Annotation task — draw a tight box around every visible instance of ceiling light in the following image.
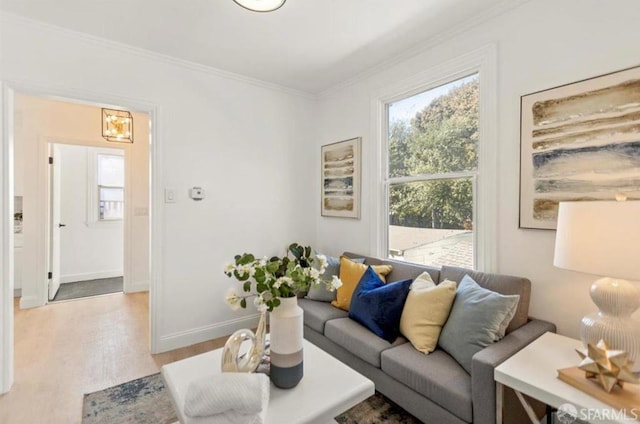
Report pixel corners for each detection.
[102,108,134,143]
[232,0,286,12]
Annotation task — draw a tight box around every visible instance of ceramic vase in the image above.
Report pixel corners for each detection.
[221,310,266,373]
[269,296,304,388]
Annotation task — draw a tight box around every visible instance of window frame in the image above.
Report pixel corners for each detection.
[371,44,497,272]
[86,147,125,227]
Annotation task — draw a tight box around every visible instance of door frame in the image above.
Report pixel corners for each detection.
[0,80,164,394]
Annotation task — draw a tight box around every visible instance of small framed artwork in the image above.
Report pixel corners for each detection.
[321,137,361,219]
[520,65,640,230]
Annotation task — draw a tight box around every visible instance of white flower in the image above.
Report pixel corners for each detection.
[276,276,294,288]
[258,257,267,267]
[329,275,343,291]
[309,268,320,280]
[273,276,292,289]
[316,255,327,273]
[225,289,242,311]
[236,264,256,278]
[253,295,267,312]
[224,262,235,274]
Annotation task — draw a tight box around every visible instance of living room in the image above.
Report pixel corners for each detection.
[1,0,639,422]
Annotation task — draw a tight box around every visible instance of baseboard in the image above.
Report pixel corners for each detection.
[13,288,21,298]
[19,295,42,309]
[156,314,260,354]
[125,280,149,293]
[61,270,123,284]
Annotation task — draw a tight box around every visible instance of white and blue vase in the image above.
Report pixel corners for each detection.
[269,296,304,389]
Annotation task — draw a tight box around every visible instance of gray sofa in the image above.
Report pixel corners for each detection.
[298,252,556,424]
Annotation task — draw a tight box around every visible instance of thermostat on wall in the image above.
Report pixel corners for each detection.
[189,187,204,201]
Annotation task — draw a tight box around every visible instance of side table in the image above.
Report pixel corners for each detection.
[494,332,638,424]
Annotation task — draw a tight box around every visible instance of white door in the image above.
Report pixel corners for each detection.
[48,144,62,300]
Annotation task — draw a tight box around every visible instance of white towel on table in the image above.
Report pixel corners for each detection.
[184,373,269,424]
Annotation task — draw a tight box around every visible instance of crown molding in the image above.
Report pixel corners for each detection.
[318,0,531,99]
[0,12,316,100]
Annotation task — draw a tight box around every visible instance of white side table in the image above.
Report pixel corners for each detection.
[494,332,638,424]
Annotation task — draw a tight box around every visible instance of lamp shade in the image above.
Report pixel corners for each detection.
[553,200,640,281]
[232,0,286,12]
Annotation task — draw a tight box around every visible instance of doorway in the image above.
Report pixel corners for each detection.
[1,84,161,394]
[48,144,126,302]
[10,92,151,309]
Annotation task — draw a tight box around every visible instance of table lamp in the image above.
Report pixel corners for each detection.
[553,200,640,370]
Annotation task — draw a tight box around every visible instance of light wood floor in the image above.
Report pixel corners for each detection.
[0,292,226,424]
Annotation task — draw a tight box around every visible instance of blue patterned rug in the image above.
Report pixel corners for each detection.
[83,373,421,424]
[83,373,177,424]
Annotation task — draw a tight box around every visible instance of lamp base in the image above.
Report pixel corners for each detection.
[580,277,640,371]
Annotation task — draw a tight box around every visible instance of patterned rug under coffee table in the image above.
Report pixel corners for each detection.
[82,373,421,424]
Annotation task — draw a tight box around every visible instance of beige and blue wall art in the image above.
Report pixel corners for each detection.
[520,65,640,230]
[321,137,361,219]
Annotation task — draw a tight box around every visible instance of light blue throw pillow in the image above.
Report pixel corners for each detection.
[438,275,520,374]
[306,256,365,302]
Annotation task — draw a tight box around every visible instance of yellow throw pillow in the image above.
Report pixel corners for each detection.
[332,257,392,311]
[400,279,457,354]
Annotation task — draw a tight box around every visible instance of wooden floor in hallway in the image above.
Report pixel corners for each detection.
[0,292,225,424]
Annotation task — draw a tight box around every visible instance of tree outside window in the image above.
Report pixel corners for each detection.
[387,74,478,268]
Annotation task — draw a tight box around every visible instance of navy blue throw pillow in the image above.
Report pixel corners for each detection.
[348,266,412,343]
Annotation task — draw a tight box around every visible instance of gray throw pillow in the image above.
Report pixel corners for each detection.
[306,256,364,302]
[438,275,520,374]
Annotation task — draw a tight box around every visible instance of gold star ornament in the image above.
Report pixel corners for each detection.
[575,339,640,393]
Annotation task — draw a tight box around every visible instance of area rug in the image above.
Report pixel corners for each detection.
[52,277,123,302]
[83,373,177,424]
[83,373,422,424]
[335,393,422,424]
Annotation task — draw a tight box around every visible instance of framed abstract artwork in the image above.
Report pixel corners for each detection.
[321,137,361,219]
[519,65,640,230]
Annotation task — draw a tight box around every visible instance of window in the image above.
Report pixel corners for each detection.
[86,147,125,226]
[97,154,124,220]
[386,74,479,269]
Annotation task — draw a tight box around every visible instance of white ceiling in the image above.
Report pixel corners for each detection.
[0,0,514,93]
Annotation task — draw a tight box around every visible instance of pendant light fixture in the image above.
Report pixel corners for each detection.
[232,0,286,12]
[102,108,134,143]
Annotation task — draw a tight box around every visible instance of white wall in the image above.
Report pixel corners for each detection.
[314,0,640,339]
[58,144,123,283]
[0,12,316,352]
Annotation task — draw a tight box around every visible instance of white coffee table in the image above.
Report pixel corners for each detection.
[161,339,375,424]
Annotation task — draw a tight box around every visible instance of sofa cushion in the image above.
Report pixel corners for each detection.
[400,279,457,354]
[440,265,530,333]
[324,318,406,368]
[298,298,348,334]
[348,266,412,343]
[306,256,365,302]
[332,257,392,311]
[381,344,472,423]
[438,275,520,373]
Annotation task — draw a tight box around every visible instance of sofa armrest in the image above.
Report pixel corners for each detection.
[470,319,556,424]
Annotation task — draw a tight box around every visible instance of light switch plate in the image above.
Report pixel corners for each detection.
[164,188,176,203]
